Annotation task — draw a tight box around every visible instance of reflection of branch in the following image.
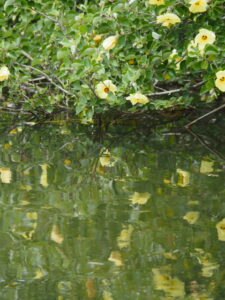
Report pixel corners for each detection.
[186,127,225,161]
[185,103,225,128]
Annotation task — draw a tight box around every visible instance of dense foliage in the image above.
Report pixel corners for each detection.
[0,0,225,121]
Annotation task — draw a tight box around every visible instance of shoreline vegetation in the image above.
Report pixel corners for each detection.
[0,0,225,126]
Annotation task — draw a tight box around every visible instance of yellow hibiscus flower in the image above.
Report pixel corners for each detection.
[102,36,118,50]
[156,13,181,27]
[95,80,117,99]
[215,71,225,92]
[194,29,215,50]
[0,66,10,81]
[149,0,165,5]
[189,0,208,13]
[93,34,103,43]
[126,92,149,105]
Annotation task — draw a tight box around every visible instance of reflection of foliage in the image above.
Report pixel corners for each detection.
[0,123,224,298]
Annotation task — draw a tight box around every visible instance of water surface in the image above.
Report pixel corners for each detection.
[0,122,224,299]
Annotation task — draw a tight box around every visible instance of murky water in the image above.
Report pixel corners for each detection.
[0,122,224,299]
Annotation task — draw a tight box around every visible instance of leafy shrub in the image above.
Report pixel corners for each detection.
[0,0,225,121]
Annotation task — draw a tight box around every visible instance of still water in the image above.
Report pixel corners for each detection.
[0,122,224,300]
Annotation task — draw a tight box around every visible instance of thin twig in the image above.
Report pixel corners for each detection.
[15,63,74,96]
[147,88,182,97]
[185,103,225,128]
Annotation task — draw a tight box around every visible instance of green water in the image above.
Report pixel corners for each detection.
[0,122,225,300]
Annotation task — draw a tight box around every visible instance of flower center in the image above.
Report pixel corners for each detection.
[195,1,200,5]
[220,225,225,230]
[201,35,208,40]
[104,87,109,92]
[220,77,225,82]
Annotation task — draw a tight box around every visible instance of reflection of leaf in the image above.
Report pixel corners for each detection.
[129,192,150,205]
[51,224,64,244]
[0,167,12,184]
[216,218,225,241]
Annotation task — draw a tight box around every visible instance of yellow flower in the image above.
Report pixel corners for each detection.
[129,192,150,205]
[96,80,117,99]
[102,36,118,50]
[149,0,165,5]
[126,92,149,105]
[0,66,10,81]
[183,211,200,224]
[156,13,181,27]
[194,29,215,50]
[168,49,182,70]
[215,70,225,92]
[216,218,225,241]
[189,0,208,13]
[93,34,103,43]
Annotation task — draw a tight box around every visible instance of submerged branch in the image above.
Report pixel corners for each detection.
[185,103,225,128]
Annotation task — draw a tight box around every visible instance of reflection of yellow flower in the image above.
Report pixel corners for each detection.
[40,164,49,187]
[99,149,114,167]
[153,268,185,298]
[103,290,113,300]
[130,192,150,205]
[96,80,117,99]
[200,160,214,174]
[195,248,219,277]
[126,92,149,105]
[216,218,225,241]
[51,224,64,244]
[149,0,165,5]
[117,225,133,249]
[102,36,118,50]
[156,13,181,27]
[0,167,12,184]
[189,0,208,13]
[0,66,10,81]
[194,29,215,51]
[183,211,199,224]
[108,251,123,266]
[215,71,225,92]
[176,168,190,187]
